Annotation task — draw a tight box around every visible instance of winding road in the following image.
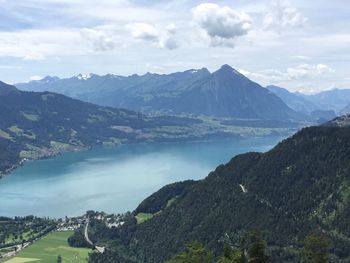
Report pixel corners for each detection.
[84,219,105,254]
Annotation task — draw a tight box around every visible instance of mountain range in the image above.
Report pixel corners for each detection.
[266,85,350,118]
[302,88,350,112]
[85,115,350,262]
[17,65,301,121]
[17,65,350,123]
[266,85,319,114]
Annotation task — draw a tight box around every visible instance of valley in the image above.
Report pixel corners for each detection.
[0,81,301,178]
[82,116,350,262]
[2,117,350,262]
[1,69,349,262]
[1,0,350,262]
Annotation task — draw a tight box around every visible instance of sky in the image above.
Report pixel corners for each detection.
[0,0,349,93]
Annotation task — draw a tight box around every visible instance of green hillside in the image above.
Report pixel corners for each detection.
[86,119,350,262]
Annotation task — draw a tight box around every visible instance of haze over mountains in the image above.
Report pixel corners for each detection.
[266,85,350,119]
[341,104,350,115]
[17,65,349,123]
[17,65,300,121]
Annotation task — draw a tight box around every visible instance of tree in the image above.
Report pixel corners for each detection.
[166,241,213,263]
[57,255,62,263]
[247,230,269,263]
[301,232,331,263]
[217,242,244,263]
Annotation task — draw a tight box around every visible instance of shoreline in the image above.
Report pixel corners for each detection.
[0,145,87,179]
[0,130,293,180]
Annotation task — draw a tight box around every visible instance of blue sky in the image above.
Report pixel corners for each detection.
[0,0,349,93]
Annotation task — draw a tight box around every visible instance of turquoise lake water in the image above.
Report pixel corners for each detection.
[0,137,283,218]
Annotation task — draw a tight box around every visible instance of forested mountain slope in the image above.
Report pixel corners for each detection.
[88,116,350,262]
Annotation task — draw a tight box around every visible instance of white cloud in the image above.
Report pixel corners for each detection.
[286,64,335,79]
[0,25,127,60]
[0,65,22,69]
[0,29,80,60]
[0,28,109,60]
[293,55,311,61]
[127,22,178,49]
[263,0,308,31]
[29,75,43,81]
[239,63,335,85]
[0,0,348,92]
[80,25,121,52]
[128,23,159,41]
[192,3,252,47]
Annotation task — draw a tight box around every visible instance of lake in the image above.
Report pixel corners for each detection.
[0,137,283,218]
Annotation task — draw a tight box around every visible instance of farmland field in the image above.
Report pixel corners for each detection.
[5,231,91,263]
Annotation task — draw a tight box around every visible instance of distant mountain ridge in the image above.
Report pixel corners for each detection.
[340,104,350,115]
[17,65,301,121]
[266,85,318,113]
[267,85,350,117]
[304,88,350,112]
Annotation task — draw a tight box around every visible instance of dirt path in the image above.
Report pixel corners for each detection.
[84,220,104,254]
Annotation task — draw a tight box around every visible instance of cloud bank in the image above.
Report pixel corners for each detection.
[192,3,252,47]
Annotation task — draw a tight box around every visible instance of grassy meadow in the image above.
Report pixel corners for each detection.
[5,231,91,263]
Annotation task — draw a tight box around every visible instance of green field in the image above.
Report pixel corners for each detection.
[5,231,91,263]
[135,213,154,224]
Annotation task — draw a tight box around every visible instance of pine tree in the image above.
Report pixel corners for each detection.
[247,230,269,263]
[301,232,331,263]
[217,242,243,263]
[166,241,213,263]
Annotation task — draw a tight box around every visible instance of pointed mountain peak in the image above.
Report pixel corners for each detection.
[215,64,241,76]
[220,64,234,70]
[213,64,245,80]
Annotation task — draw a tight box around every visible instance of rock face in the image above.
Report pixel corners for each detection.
[16,65,300,120]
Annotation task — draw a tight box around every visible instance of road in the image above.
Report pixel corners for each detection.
[84,220,93,246]
[84,219,105,254]
[1,242,30,259]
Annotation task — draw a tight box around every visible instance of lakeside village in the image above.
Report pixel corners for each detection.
[0,211,125,259]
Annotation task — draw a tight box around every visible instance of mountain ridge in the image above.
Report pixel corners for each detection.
[16,65,301,121]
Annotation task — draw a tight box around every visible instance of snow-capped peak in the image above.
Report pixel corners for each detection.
[76,73,92,80]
